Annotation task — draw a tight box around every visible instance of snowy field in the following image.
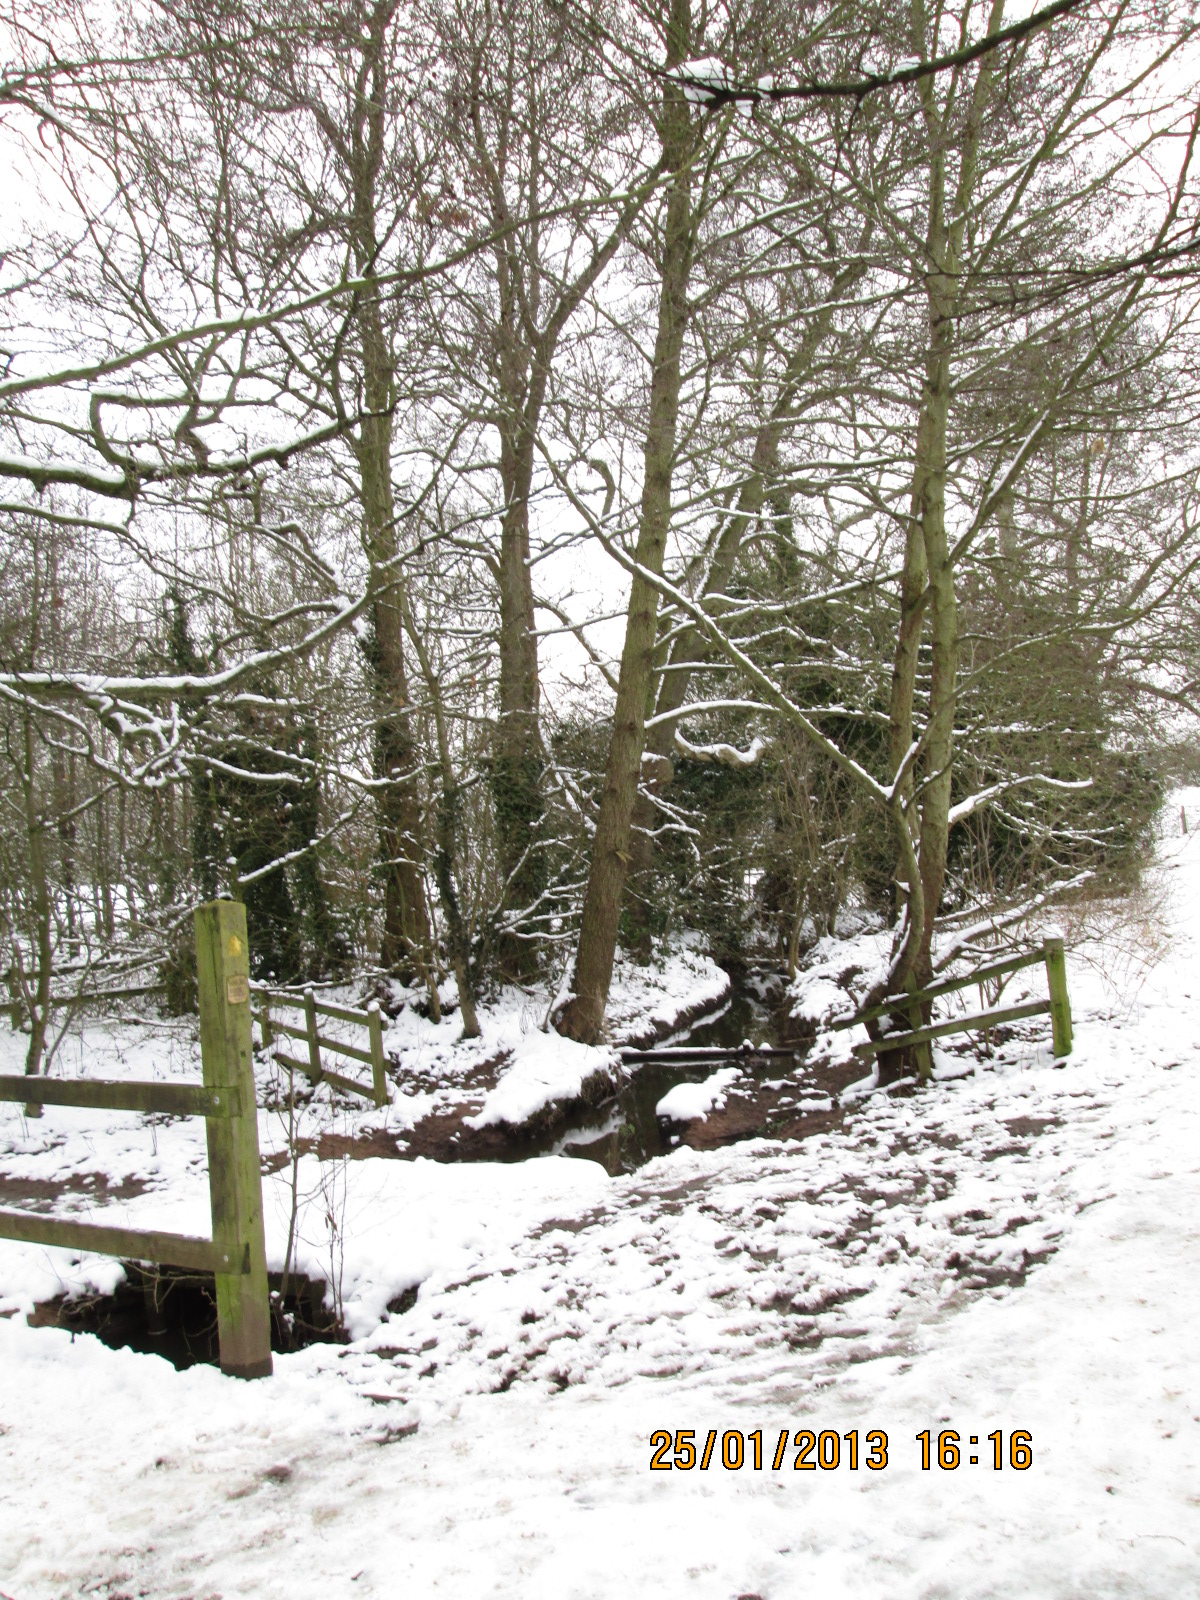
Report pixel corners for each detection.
[1,806,1199,1595]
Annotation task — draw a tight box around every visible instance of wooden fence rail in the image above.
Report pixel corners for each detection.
[0,900,273,1379]
[254,986,388,1108]
[0,982,167,1020]
[0,1076,237,1117]
[836,935,1073,1077]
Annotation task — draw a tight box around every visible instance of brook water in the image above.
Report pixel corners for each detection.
[26,977,856,1368]
[516,975,854,1176]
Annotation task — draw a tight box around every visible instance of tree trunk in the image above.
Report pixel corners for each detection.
[341,5,433,983]
[403,593,481,1037]
[885,0,1003,990]
[623,475,760,958]
[556,0,694,1043]
[21,707,52,1095]
[433,781,481,1039]
[481,101,659,979]
[623,283,856,954]
[913,327,955,985]
[95,782,115,940]
[493,402,546,979]
[880,486,930,991]
[362,415,433,980]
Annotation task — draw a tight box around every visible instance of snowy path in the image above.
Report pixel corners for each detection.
[2,824,1199,1595]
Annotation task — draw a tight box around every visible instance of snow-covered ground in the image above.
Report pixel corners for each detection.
[655,1064,740,1121]
[1,804,1199,1595]
[0,940,729,1326]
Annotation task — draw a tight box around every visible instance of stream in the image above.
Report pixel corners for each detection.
[517,976,857,1176]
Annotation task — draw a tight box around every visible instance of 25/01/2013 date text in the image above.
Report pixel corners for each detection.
[649,1429,1033,1472]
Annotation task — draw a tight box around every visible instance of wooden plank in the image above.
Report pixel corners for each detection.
[313,998,372,1026]
[253,988,372,1027]
[195,900,273,1379]
[271,1048,374,1103]
[0,1075,239,1118]
[0,1208,248,1274]
[620,1045,800,1061]
[304,989,322,1083]
[272,1011,382,1065]
[852,999,1052,1058]
[267,1017,311,1045]
[315,1032,374,1067]
[321,1065,374,1100]
[257,997,274,1052]
[831,948,1047,1031]
[273,1047,320,1079]
[250,984,289,1006]
[251,986,304,1016]
[0,983,167,1017]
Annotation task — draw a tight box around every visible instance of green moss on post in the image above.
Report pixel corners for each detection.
[1043,935,1073,1060]
[195,900,273,1378]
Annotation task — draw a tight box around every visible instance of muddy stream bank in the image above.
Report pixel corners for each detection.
[308,972,869,1176]
[18,973,875,1369]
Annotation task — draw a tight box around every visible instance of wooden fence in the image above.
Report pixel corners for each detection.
[0,900,273,1379]
[1,981,166,1022]
[255,987,388,1108]
[833,935,1073,1079]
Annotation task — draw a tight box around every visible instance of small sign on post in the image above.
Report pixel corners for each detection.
[195,900,273,1378]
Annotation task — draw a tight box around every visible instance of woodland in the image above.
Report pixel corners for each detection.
[2,0,1199,1069]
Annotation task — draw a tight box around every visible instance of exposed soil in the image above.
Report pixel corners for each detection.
[6,979,1050,1377]
[262,974,881,1175]
[261,973,1019,1179]
[28,1261,345,1370]
[671,1054,873,1152]
[0,1169,150,1208]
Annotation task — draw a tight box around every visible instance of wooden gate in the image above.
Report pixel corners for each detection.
[0,900,272,1378]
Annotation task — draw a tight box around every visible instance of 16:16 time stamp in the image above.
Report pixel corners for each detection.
[649,1428,1033,1472]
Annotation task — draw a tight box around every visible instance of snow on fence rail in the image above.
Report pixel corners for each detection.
[833,935,1073,1076]
[253,985,388,1108]
[0,900,273,1379]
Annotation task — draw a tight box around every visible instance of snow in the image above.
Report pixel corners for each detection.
[2,800,1200,1594]
[601,937,730,1046]
[655,1066,740,1121]
[786,910,891,1035]
[376,937,726,1131]
[464,1030,617,1130]
[666,56,740,104]
[278,1153,610,1340]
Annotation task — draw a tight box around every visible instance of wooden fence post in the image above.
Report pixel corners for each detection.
[194,900,273,1378]
[904,973,934,1081]
[304,988,322,1085]
[367,1001,387,1108]
[1043,935,1073,1060]
[258,994,274,1053]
